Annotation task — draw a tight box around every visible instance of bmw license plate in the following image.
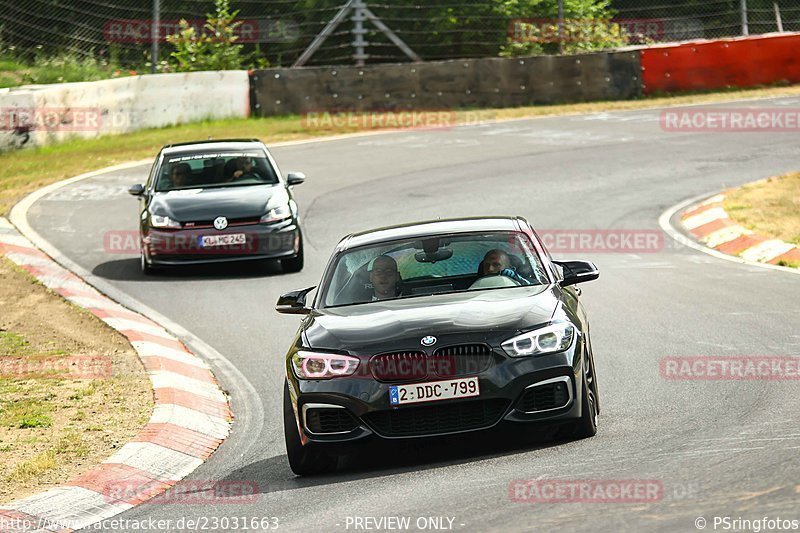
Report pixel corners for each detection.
[199,234,246,247]
[389,376,479,406]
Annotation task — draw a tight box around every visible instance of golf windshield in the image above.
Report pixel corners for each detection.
[322,232,549,308]
[156,151,279,192]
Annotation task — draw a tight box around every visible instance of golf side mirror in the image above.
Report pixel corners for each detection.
[128,183,145,197]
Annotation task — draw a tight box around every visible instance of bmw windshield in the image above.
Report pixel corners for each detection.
[321,232,550,308]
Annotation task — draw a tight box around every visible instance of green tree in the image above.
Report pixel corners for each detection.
[167,0,245,72]
[498,0,629,57]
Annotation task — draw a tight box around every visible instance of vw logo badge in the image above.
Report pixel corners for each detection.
[421,335,437,347]
[213,216,228,230]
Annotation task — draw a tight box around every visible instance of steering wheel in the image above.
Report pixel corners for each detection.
[469,273,522,290]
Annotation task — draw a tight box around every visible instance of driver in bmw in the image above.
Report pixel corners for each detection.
[369,255,400,300]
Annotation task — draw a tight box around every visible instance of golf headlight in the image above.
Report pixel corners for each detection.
[150,214,181,228]
[260,205,291,224]
[292,351,360,379]
[502,322,575,357]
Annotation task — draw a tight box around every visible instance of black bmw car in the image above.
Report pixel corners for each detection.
[128,139,305,274]
[278,217,601,475]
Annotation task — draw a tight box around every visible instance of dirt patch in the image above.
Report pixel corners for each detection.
[0,257,152,503]
[724,173,800,249]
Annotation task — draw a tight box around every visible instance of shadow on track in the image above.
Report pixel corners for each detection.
[220,425,577,498]
[92,258,284,282]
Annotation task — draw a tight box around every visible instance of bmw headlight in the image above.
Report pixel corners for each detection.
[150,214,181,228]
[291,350,360,380]
[502,322,575,357]
[260,204,291,224]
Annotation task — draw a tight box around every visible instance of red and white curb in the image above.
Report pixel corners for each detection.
[681,194,800,268]
[0,217,232,532]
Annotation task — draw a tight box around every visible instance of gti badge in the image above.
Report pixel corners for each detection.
[213,216,228,230]
[421,335,437,347]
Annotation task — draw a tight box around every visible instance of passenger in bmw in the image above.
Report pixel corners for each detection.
[369,255,400,300]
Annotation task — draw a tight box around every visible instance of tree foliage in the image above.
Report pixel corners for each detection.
[167,0,245,72]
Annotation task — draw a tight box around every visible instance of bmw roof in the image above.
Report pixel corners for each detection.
[339,216,528,251]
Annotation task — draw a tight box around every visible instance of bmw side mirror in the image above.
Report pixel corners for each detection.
[276,286,316,315]
[286,172,306,187]
[128,183,145,197]
[553,260,599,287]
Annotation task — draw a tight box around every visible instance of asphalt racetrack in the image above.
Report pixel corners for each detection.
[25,97,800,532]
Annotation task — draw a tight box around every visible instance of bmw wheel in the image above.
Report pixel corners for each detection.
[573,356,599,438]
[283,382,335,476]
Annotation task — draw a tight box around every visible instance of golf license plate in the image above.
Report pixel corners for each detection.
[199,233,246,247]
[389,376,479,406]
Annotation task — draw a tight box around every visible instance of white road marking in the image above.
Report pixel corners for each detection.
[149,404,229,439]
[740,240,796,263]
[682,207,728,230]
[104,442,203,481]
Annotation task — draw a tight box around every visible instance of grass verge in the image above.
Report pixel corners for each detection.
[0,258,152,503]
[724,172,800,252]
[4,83,800,215]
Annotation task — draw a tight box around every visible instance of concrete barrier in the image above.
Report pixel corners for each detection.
[0,71,250,150]
[250,51,642,116]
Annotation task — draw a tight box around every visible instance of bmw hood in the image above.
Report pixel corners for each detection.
[304,286,559,353]
[150,185,287,221]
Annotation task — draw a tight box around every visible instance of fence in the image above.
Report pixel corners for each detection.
[1,0,798,74]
